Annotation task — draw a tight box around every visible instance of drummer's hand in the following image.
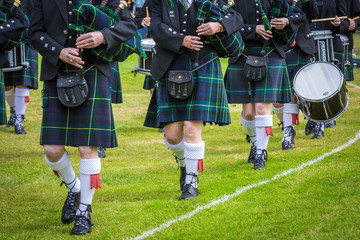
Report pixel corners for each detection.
[141,17,151,27]
[182,36,203,51]
[349,20,356,31]
[331,16,341,27]
[197,22,222,36]
[59,48,84,69]
[256,25,273,40]
[270,18,288,30]
[76,31,106,49]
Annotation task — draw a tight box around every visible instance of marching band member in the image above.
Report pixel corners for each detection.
[4,0,38,135]
[0,0,29,125]
[29,0,137,235]
[224,0,295,169]
[272,0,319,149]
[308,0,348,137]
[144,0,243,199]
[344,0,360,82]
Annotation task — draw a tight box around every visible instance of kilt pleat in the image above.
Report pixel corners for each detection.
[285,47,313,85]
[40,65,117,148]
[345,50,354,81]
[143,75,155,90]
[4,44,39,89]
[224,46,293,103]
[335,50,353,81]
[0,70,7,125]
[144,52,231,128]
[109,63,123,104]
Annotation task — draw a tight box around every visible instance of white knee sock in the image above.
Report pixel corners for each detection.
[255,115,273,154]
[184,141,205,188]
[45,151,80,192]
[78,157,101,213]
[163,135,185,167]
[14,88,29,116]
[272,104,283,123]
[241,113,256,145]
[283,103,299,128]
[5,87,15,108]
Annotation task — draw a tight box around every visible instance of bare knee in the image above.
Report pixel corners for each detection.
[184,121,202,143]
[44,145,65,162]
[78,146,98,159]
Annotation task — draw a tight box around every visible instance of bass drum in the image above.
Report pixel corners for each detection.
[293,62,349,122]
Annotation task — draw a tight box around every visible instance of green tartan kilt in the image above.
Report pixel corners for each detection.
[109,62,123,104]
[285,47,314,86]
[40,65,117,148]
[224,46,293,103]
[0,70,7,125]
[4,44,39,89]
[143,75,155,90]
[144,52,231,128]
[334,50,354,81]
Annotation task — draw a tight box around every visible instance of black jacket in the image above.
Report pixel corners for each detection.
[309,0,349,52]
[134,0,152,29]
[287,0,319,55]
[0,0,28,67]
[229,0,293,63]
[345,0,360,49]
[150,0,243,80]
[29,0,137,81]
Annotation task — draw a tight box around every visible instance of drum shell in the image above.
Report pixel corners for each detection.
[294,62,349,122]
[136,38,155,76]
[3,45,27,72]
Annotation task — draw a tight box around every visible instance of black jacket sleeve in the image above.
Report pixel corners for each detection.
[0,4,28,45]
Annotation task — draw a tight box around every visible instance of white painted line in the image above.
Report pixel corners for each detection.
[347,83,360,88]
[127,131,360,240]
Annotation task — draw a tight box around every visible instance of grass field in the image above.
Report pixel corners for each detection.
[1,37,360,239]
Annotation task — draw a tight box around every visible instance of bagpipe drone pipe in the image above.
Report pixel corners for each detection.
[0,0,29,51]
[195,0,244,58]
[257,0,298,47]
[69,0,145,63]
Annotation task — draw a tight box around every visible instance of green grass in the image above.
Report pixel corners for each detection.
[1,40,360,239]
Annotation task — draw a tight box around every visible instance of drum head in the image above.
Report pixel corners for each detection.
[141,38,155,48]
[294,62,343,101]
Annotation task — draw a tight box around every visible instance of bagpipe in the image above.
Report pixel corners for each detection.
[0,0,28,51]
[69,0,145,63]
[257,0,298,47]
[195,0,244,58]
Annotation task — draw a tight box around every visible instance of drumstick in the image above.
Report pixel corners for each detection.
[311,16,348,22]
[349,16,360,21]
[146,6,149,20]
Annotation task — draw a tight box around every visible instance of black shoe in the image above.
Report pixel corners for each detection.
[325,120,336,128]
[312,122,324,139]
[282,139,293,150]
[6,107,16,127]
[305,120,314,136]
[61,178,80,224]
[254,150,267,170]
[71,204,93,235]
[180,166,186,192]
[179,184,199,200]
[14,115,26,134]
[97,147,106,158]
[248,145,256,163]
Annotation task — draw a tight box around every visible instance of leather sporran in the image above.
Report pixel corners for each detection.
[57,72,89,107]
[168,70,194,100]
[244,55,267,82]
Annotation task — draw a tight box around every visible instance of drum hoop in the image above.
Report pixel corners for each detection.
[293,62,344,102]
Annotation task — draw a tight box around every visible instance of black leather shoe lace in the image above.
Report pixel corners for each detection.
[75,205,93,227]
[60,176,78,204]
